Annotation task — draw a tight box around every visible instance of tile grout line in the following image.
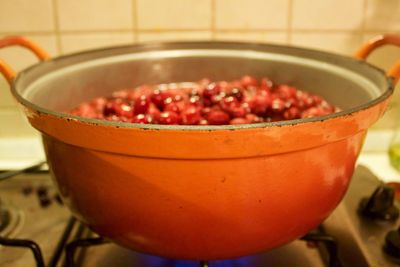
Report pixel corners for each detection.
[132,0,139,43]
[52,0,62,55]
[211,0,216,40]
[361,0,368,41]
[287,0,294,44]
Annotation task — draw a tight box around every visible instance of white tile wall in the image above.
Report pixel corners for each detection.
[137,0,212,29]
[61,33,134,54]
[138,31,212,42]
[0,0,54,32]
[291,32,363,55]
[215,31,288,44]
[292,0,364,30]
[215,0,289,30]
[1,0,400,135]
[57,0,133,30]
[365,0,400,31]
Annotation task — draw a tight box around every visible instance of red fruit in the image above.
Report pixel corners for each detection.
[207,110,230,125]
[112,89,135,99]
[229,87,244,101]
[73,103,97,118]
[250,94,272,115]
[301,107,329,118]
[211,93,226,104]
[189,95,202,106]
[203,83,221,99]
[70,77,337,125]
[147,104,161,121]
[230,118,249,125]
[159,111,179,125]
[241,75,258,88]
[277,85,297,99]
[115,101,134,118]
[199,119,209,125]
[164,101,185,114]
[150,89,171,109]
[230,106,247,118]
[132,114,153,124]
[181,107,201,125]
[103,98,122,116]
[271,98,286,113]
[134,95,150,115]
[90,97,108,112]
[245,114,263,123]
[285,97,298,109]
[260,77,273,90]
[298,92,315,108]
[283,107,301,120]
[220,96,240,111]
[201,107,212,117]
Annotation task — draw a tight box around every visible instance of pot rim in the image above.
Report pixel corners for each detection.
[12,41,394,131]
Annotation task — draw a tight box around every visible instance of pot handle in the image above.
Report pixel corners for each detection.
[0,36,50,86]
[354,34,400,85]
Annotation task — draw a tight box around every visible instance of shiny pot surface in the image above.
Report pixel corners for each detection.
[1,36,399,259]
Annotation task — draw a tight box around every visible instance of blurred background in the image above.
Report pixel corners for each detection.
[1,0,400,137]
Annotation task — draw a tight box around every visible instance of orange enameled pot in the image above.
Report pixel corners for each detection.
[1,35,400,260]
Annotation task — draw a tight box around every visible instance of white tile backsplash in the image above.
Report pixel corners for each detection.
[365,0,400,31]
[60,32,134,54]
[137,0,211,29]
[0,0,54,32]
[291,32,363,55]
[215,0,289,30]
[215,31,288,44]
[292,0,364,30]
[57,0,133,30]
[138,31,212,42]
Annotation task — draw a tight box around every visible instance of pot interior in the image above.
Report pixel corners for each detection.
[14,42,391,120]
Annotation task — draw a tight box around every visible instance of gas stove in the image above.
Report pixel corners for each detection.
[1,161,400,267]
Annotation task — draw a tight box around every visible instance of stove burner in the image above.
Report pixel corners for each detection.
[0,206,23,237]
[385,227,400,261]
[359,185,400,221]
[63,224,341,267]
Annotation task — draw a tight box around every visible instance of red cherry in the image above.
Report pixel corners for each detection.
[90,97,108,112]
[230,118,249,125]
[164,101,185,114]
[241,75,258,88]
[260,77,273,90]
[147,104,161,120]
[181,106,201,125]
[271,98,286,113]
[199,119,209,125]
[277,85,297,99]
[220,96,240,112]
[207,110,230,125]
[230,106,247,118]
[159,111,179,125]
[115,101,134,118]
[151,89,172,109]
[301,107,329,118]
[132,114,153,124]
[134,95,150,115]
[245,114,263,123]
[203,83,221,99]
[283,107,301,120]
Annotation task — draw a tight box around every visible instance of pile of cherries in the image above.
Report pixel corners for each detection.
[69,75,338,125]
